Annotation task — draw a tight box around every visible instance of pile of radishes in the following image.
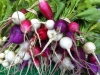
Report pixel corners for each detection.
[0,0,100,75]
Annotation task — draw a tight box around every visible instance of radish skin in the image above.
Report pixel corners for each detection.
[83,42,100,65]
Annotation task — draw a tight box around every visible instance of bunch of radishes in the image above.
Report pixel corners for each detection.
[0,0,100,75]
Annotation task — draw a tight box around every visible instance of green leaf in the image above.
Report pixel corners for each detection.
[53,0,65,20]
[75,7,100,22]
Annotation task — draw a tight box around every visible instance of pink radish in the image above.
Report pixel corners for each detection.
[20,20,32,33]
[39,0,53,19]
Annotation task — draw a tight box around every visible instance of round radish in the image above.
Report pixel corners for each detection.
[5,51,16,62]
[83,42,100,65]
[23,52,31,60]
[20,41,29,51]
[11,11,26,24]
[45,20,55,29]
[59,37,76,61]
[2,60,9,67]
[20,20,32,33]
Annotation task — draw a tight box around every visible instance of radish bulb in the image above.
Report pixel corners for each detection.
[23,52,31,60]
[11,11,26,24]
[45,20,55,30]
[14,56,23,64]
[0,59,3,64]
[0,53,5,58]
[20,41,29,51]
[59,37,76,61]
[5,51,16,62]
[2,60,9,67]
[31,19,41,47]
[35,29,63,56]
[83,42,100,65]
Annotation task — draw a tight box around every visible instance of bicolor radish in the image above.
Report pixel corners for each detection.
[39,0,54,19]
[83,42,100,65]
[35,29,63,56]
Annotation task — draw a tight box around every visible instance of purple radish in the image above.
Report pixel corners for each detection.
[54,19,68,33]
[1,25,24,53]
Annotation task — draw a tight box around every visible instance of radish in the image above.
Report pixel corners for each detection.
[83,42,100,65]
[14,56,23,64]
[11,11,26,24]
[23,52,31,61]
[31,19,41,47]
[45,20,55,30]
[59,57,75,70]
[20,20,32,33]
[0,53,5,59]
[68,22,79,33]
[19,41,29,51]
[37,28,48,40]
[59,37,77,61]
[39,0,53,19]
[5,50,16,62]
[20,8,28,14]
[35,29,63,56]
[32,46,41,56]
[2,60,9,67]
[0,59,3,64]
[52,54,62,63]
[54,19,68,33]
[1,25,24,53]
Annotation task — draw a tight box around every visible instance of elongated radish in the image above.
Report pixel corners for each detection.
[83,42,100,65]
[20,20,32,33]
[59,37,76,61]
[39,0,53,19]
[35,29,63,56]
[54,19,68,33]
[11,11,26,24]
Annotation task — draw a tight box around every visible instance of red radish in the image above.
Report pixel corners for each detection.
[68,22,80,33]
[87,54,97,64]
[33,57,40,67]
[39,0,53,19]
[20,20,32,33]
[41,24,48,31]
[20,8,27,14]
[11,11,26,24]
[37,28,48,40]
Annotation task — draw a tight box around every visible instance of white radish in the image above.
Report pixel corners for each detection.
[0,53,5,58]
[83,42,100,65]
[2,36,7,42]
[31,19,41,47]
[35,29,63,56]
[59,57,75,70]
[5,51,16,62]
[14,56,23,64]
[0,39,4,46]
[0,59,3,64]
[45,20,55,29]
[59,37,76,61]
[2,60,9,67]
[20,41,29,51]
[11,11,26,24]
[5,50,9,54]
[23,52,31,60]
[52,54,62,63]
